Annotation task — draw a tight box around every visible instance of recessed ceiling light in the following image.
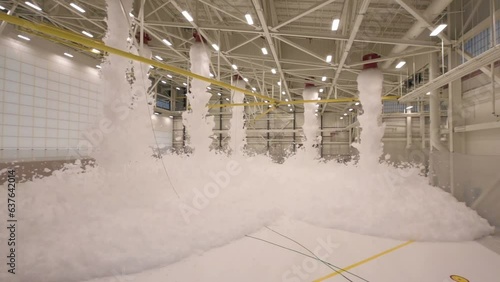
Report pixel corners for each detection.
[70,3,85,13]
[331,19,340,31]
[406,105,413,110]
[167,74,172,78]
[245,13,253,25]
[212,44,219,51]
[232,64,238,70]
[243,77,249,82]
[319,89,324,93]
[395,61,406,69]
[322,76,327,81]
[326,55,332,63]
[271,68,277,74]
[17,35,30,41]
[155,55,163,61]
[25,1,42,11]
[430,24,447,36]
[96,65,101,69]
[355,102,360,105]
[64,52,73,58]
[182,11,193,22]
[82,31,93,38]
[162,39,172,46]
[161,80,166,84]
[91,48,100,54]
[261,47,268,55]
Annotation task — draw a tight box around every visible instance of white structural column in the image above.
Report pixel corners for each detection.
[322,0,371,114]
[429,52,447,152]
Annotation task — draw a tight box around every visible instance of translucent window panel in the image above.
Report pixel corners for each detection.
[3,114,19,125]
[69,112,79,121]
[48,71,59,82]
[46,109,58,119]
[59,93,70,102]
[58,129,69,138]
[60,74,70,84]
[69,103,79,113]
[18,138,33,149]
[70,77,79,86]
[60,84,69,93]
[59,120,69,129]
[47,90,59,100]
[59,102,70,111]
[20,94,34,106]
[46,100,58,110]
[20,84,34,96]
[19,127,33,137]
[45,138,58,148]
[33,108,47,118]
[59,111,69,121]
[20,116,34,127]
[4,91,20,104]
[68,130,79,139]
[58,139,69,148]
[69,121,79,130]
[35,67,48,78]
[5,69,20,82]
[5,58,21,71]
[46,128,58,138]
[48,80,58,91]
[34,87,46,98]
[46,119,58,129]
[21,63,35,75]
[34,97,46,108]
[35,77,46,88]
[21,73,35,85]
[2,137,17,148]
[5,79,20,92]
[34,118,46,128]
[33,138,45,148]
[70,94,79,103]
[4,103,19,115]
[3,125,19,136]
[20,105,34,116]
[33,128,46,137]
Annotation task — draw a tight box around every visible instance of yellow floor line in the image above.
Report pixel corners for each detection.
[313,240,414,282]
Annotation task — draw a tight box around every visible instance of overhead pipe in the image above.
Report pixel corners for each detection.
[382,0,454,69]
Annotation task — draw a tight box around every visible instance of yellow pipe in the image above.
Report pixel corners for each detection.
[0,13,277,103]
[208,96,400,108]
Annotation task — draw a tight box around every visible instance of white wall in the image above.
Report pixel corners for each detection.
[0,26,102,161]
[151,114,173,149]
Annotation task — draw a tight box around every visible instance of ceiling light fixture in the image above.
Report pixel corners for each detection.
[64,52,73,58]
[261,47,268,55]
[169,116,173,118]
[155,55,163,61]
[154,112,160,115]
[289,108,293,112]
[430,24,447,36]
[331,19,340,31]
[426,92,431,95]
[162,39,172,46]
[232,64,238,70]
[70,3,85,13]
[17,35,30,41]
[326,55,332,63]
[176,87,181,90]
[209,73,214,77]
[183,82,187,86]
[207,86,211,90]
[348,108,353,111]
[319,89,324,93]
[282,91,285,94]
[355,102,360,105]
[322,76,327,81]
[0,5,6,10]
[182,11,193,22]
[226,98,230,101]
[217,93,221,96]
[406,105,413,110]
[25,1,42,11]
[340,117,344,119]
[82,31,93,38]
[129,12,134,17]
[277,81,281,86]
[167,74,172,78]
[245,13,253,25]
[395,61,406,69]
[243,77,249,82]
[344,113,347,116]
[161,80,166,84]
[252,87,256,91]
[212,44,219,51]
[271,68,277,74]
[91,48,100,54]
[96,65,101,69]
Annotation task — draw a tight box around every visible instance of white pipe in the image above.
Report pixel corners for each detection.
[382,0,453,69]
[406,113,412,148]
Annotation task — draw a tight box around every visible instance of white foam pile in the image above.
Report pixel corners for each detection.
[300,86,320,159]
[0,4,494,282]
